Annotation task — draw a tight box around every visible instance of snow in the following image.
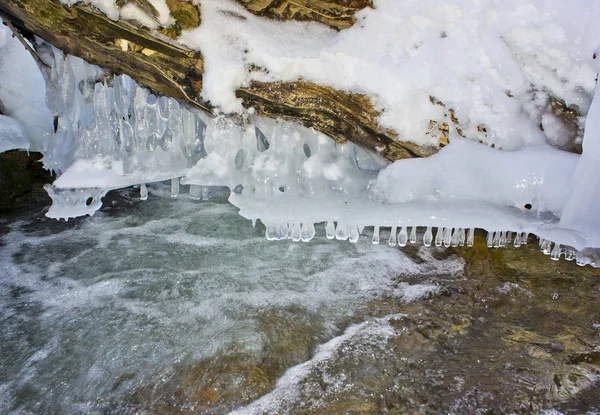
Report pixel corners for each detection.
[177,0,600,150]
[559,78,600,253]
[46,0,600,150]
[370,139,579,216]
[541,113,575,148]
[0,20,53,151]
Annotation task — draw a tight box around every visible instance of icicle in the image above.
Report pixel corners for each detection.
[575,250,586,266]
[409,226,417,244]
[423,226,433,247]
[458,228,465,246]
[140,183,148,200]
[326,221,336,240]
[290,223,301,242]
[443,227,452,248]
[255,126,270,152]
[514,232,522,248]
[493,232,500,248]
[564,247,576,261]
[540,239,551,255]
[389,226,398,247]
[506,231,512,243]
[372,226,380,245]
[435,227,443,247]
[486,231,493,248]
[451,228,460,247]
[349,226,360,244]
[544,241,552,255]
[522,233,529,245]
[398,227,408,247]
[499,231,507,248]
[550,243,561,260]
[171,178,179,198]
[467,228,474,247]
[119,118,135,157]
[276,223,289,240]
[160,128,173,151]
[189,184,202,200]
[265,224,277,241]
[300,222,316,242]
[335,222,350,241]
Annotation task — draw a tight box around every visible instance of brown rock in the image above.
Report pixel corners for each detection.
[236,0,373,30]
[166,0,201,30]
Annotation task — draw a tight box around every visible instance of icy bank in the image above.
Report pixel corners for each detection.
[1,1,600,265]
[26,49,599,266]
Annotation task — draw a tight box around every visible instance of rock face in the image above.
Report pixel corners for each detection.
[237,80,435,160]
[235,0,373,30]
[166,0,201,29]
[0,151,51,212]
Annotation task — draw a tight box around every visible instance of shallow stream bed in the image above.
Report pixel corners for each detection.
[0,186,599,414]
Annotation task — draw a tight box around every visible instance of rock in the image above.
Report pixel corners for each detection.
[235,0,373,31]
[541,96,583,154]
[0,151,52,212]
[166,0,201,30]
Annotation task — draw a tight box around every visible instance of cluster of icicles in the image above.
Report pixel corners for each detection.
[263,221,579,262]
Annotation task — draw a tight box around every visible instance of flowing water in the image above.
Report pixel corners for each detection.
[1,185,599,414]
[0,185,462,414]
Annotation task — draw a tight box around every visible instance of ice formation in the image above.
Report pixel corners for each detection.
[0,20,53,151]
[1,1,600,266]
[0,114,29,153]
[15,48,594,266]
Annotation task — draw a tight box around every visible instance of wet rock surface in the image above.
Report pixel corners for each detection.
[0,151,52,213]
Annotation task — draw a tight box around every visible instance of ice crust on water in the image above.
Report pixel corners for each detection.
[36,49,600,263]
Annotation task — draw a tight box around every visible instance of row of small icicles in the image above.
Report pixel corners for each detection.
[135,182,576,264]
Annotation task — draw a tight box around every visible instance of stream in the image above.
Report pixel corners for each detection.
[0,185,599,414]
